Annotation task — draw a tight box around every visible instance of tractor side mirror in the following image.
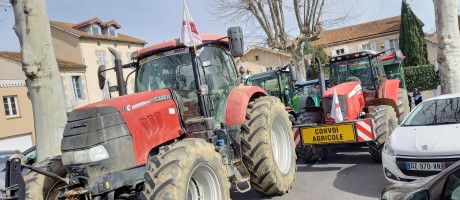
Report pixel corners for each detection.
[227,27,244,57]
[288,63,298,82]
[394,50,404,62]
[97,65,107,90]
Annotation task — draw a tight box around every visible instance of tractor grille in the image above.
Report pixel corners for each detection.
[61,106,136,178]
[323,95,348,119]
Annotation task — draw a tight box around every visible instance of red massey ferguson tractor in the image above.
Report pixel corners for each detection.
[2,28,296,200]
[294,50,409,162]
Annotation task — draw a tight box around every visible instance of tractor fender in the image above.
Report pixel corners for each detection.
[366,98,400,119]
[226,85,267,126]
[378,79,400,105]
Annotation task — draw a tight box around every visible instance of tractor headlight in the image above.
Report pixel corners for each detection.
[62,145,110,165]
[383,140,396,156]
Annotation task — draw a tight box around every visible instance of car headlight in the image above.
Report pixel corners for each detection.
[62,145,110,165]
[382,140,396,156]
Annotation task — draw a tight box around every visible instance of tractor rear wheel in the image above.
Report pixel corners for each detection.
[241,96,296,196]
[295,112,328,162]
[367,105,398,161]
[141,138,230,200]
[397,88,410,124]
[24,156,67,200]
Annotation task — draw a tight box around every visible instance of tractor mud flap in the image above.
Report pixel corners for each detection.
[0,158,25,200]
[293,118,375,145]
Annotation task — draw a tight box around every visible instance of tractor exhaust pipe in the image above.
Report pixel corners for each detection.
[108,47,128,96]
[315,57,326,97]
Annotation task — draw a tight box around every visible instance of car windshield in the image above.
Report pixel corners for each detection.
[403,97,460,126]
[330,57,374,88]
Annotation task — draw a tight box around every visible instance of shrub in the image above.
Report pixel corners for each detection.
[404,64,439,91]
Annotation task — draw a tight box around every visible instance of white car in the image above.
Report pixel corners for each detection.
[382,93,460,183]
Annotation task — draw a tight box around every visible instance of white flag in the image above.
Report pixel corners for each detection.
[331,88,343,123]
[180,0,202,47]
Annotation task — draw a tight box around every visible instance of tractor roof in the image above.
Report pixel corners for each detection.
[329,51,376,63]
[137,33,228,59]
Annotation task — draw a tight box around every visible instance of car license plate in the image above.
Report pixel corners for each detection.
[405,162,446,171]
[301,123,355,144]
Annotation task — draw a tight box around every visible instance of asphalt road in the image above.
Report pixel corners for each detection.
[230,144,390,200]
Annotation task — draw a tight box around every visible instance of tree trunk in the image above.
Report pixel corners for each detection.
[433,0,460,94]
[289,49,306,82]
[11,0,67,161]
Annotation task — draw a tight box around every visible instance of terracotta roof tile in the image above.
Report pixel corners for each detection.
[50,19,146,44]
[0,51,87,69]
[103,20,121,29]
[72,17,103,29]
[312,16,423,47]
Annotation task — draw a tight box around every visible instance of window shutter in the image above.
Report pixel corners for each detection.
[344,47,349,54]
[79,76,86,100]
[69,76,76,100]
[331,50,336,56]
[371,43,377,51]
[384,40,390,50]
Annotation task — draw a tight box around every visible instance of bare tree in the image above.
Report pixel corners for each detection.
[211,0,356,81]
[433,0,460,94]
[10,0,67,161]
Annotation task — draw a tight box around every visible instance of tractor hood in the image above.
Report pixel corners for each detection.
[323,81,362,98]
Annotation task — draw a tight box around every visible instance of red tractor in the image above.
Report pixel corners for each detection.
[3,28,296,200]
[295,50,409,162]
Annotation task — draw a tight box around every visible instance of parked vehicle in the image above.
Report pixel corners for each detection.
[382,93,460,183]
[294,49,410,162]
[294,78,330,107]
[0,147,36,188]
[381,160,460,200]
[2,27,296,200]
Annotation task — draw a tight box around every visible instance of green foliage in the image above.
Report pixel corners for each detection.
[404,65,439,91]
[308,46,329,80]
[399,1,429,66]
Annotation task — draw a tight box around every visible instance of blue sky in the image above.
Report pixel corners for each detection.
[0,0,446,52]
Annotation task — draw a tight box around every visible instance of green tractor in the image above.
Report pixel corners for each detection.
[381,53,407,89]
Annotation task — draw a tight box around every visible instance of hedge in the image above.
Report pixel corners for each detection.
[404,64,439,91]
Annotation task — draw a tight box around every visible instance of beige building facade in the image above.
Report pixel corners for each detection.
[313,16,413,57]
[0,52,87,151]
[236,46,292,74]
[50,17,146,106]
[425,34,438,64]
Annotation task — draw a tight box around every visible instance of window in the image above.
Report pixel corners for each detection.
[403,97,460,126]
[255,55,259,61]
[3,96,19,118]
[108,26,117,37]
[336,48,345,55]
[128,44,131,49]
[97,51,106,65]
[90,24,101,35]
[361,43,376,51]
[97,41,101,46]
[266,67,273,71]
[114,42,118,47]
[71,76,84,100]
[442,168,460,200]
[389,39,399,50]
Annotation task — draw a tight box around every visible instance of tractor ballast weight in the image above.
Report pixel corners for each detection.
[2,27,296,200]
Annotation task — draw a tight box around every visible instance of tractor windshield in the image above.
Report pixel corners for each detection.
[246,71,281,97]
[135,46,237,122]
[330,56,374,89]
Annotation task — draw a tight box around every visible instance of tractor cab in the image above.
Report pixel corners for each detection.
[329,51,386,93]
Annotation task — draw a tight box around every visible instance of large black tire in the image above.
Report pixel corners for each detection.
[367,105,398,161]
[141,138,230,200]
[241,96,296,196]
[397,88,410,124]
[24,156,66,200]
[295,112,328,162]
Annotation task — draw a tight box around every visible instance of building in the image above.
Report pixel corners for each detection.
[425,33,438,64]
[0,52,86,151]
[312,16,423,57]
[50,17,147,106]
[235,45,292,74]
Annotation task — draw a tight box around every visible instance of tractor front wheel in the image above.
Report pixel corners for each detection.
[367,105,398,161]
[141,138,230,200]
[241,96,296,196]
[24,156,67,200]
